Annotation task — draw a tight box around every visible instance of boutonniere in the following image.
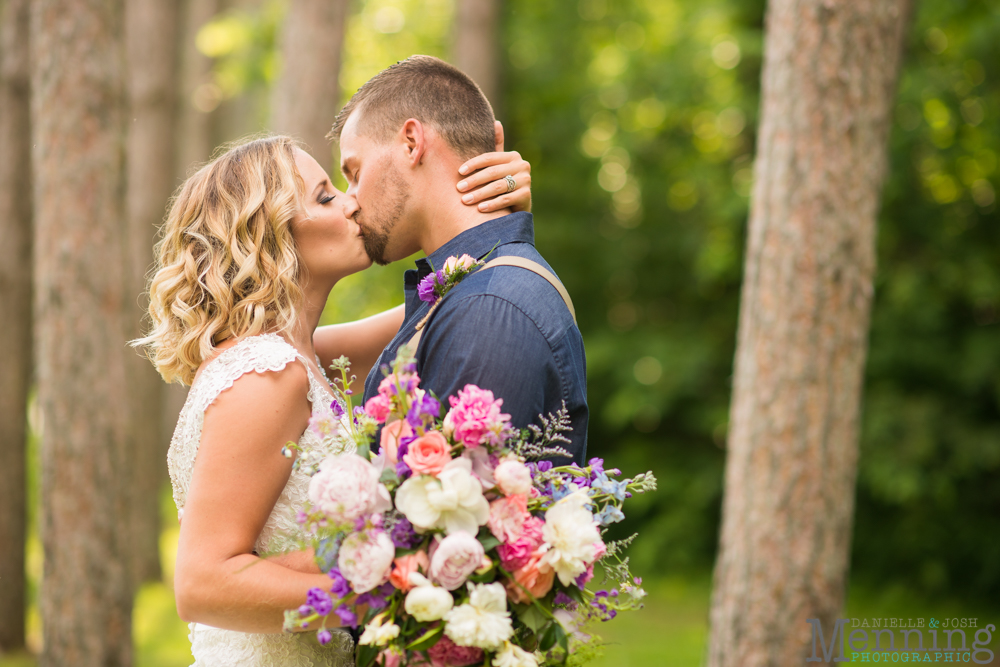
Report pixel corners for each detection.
[416,253,483,305]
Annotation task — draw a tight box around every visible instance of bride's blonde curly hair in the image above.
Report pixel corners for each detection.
[135,135,306,385]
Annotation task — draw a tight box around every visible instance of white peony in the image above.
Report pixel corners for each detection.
[443,582,513,650]
[308,453,392,524]
[539,490,601,586]
[358,616,400,646]
[403,573,455,621]
[493,457,532,497]
[338,530,395,593]
[395,458,490,535]
[493,641,539,667]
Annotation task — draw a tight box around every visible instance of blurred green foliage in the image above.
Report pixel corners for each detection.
[193,0,1000,603]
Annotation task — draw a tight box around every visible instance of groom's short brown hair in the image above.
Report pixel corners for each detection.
[329,55,495,160]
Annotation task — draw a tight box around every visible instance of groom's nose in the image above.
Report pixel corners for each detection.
[341,193,360,220]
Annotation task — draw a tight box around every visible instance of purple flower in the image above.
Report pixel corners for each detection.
[537,461,553,473]
[334,604,357,628]
[406,393,441,429]
[589,457,605,475]
[395,460,412,480]
[553,591,576,608]
[306,587,333,616]
[298,604,312,616]
[391,516,422,549]
[355,583,393,611]
[330,401,345,418]
[417,271,445,304]
[328,568,351,598]
[317,629,333,646]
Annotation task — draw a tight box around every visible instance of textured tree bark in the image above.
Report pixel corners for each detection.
[0,0,32,652]
[453,0,503,116]
[270,0,350,172]
[32,0,134,665]
[124,0,180,588]
[175,0,219,175]
[707,2,912,665]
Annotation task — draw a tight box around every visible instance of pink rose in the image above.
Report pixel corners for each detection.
[429,532,485,591]
[427,635,484,667]
[338,530,395,593]
[308,453,392,524]
[389,551,429,592]
[403,431,453,476]
[494,458,532,496]
[377,649,403,667]
[365,395,391,422]
[506,550,555,604]
[380,419,413,464]
[442,385,512,449]
[497,537,534,571]
[521,516,545,545]
[487,495,530,542]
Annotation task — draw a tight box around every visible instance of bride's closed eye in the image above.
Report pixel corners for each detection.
[318,193,335,205]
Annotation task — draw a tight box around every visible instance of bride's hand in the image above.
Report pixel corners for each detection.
[457,120,532,213]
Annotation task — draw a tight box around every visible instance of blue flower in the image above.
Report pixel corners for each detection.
[597,504,625,525]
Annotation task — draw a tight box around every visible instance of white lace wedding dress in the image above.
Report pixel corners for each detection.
[168,333,355,666]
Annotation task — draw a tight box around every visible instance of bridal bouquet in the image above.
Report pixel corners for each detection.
[283,297,655,667]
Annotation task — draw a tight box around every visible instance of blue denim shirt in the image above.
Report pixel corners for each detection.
[362,212,588,464]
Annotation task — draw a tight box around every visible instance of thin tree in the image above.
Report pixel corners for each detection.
[175,0,220,174]
[270,0,350,171]
[0,0,32,652]
[453,0,502,115]
[124,0,181,589]
[707,1,912,665]
[32,0,133,664]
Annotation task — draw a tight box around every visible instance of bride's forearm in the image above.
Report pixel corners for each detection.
[174,552,340,634]
[313,305,404,384]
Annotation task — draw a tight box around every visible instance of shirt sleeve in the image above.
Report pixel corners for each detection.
[416,293,566,448]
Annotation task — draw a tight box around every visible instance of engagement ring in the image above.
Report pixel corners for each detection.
[504,174,516,193]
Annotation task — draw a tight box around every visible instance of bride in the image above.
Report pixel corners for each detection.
[134,132,531,666]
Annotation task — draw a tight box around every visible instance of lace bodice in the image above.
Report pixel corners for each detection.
[167,333,354,666]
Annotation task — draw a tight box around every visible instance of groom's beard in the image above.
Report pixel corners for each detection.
[356,160,410,266]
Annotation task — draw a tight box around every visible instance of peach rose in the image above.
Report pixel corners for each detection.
[505,550,555,604]
[403,431,453,476]
[380,420,413,465]
[389,550,430,592]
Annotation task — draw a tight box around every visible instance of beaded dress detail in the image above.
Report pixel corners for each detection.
[167,334,354,666]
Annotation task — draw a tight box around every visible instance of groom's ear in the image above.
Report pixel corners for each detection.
[399,118,426,167]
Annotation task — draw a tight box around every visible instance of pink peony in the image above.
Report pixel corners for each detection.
[380,419,413,464]
[592,540,607,562]
[378,372,420,397]
[403,431,453,476]
[442,385,512,449]
[377,649,403,667]
[308,453,391,524]
[389,551,429,592]
[462,447,497,490]
[506,550,555,604]
[487,495,530,543]
[365,395,391,423]
[494,458,532,496]
[338,530,395,593]
[427,635,484,667]
[520,516,545,545]
[497,537,534,571]
[429,532,485,591]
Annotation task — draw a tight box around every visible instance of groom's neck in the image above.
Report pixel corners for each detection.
[419,196,512,257]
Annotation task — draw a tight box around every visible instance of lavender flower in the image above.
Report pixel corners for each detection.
[334,604,357,627]
[406,393,441,430]
[306,587,333,616]
[330,401,345,419]
[317,629,333,646]
[390,516,421,549]
[417,270,446,304]
[328,568,351,598]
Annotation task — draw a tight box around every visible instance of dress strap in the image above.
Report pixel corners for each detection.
[405,256,576,351]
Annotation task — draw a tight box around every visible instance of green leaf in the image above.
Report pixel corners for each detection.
[555,622,569,653]
[406,625,444,651]
[515,603,548,633]
[476,526,501,552]
[357,643,378,667]
[540,622,559,651]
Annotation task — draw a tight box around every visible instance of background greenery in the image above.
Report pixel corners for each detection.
[7,0,1000,663]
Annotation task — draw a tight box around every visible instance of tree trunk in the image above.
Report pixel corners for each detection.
[175,0,220,175]
[270,0,350,172]
[453,0,502,117]
[124,0,180,589]
[707,2,912,665]
[32,0,133,665]
[0,0,32,652]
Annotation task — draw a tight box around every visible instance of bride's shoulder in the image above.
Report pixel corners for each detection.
[190,333,308,410]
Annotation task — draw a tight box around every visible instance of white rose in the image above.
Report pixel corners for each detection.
[403,577,455,622]
[395,458,490,535]
[443,582,513,650]
[493,641,539,667]
[493,457,532,496]
[539,490,601,586]
[338,530,395,593]
[444,254,477,274]
[358,617,400,646]
[308,453,391,524]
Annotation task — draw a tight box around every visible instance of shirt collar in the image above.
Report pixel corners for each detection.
[411,212,535,281]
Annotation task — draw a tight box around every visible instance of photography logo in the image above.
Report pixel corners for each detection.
[806,617,995,664]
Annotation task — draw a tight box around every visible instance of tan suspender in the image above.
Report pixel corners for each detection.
[405,256,577,351]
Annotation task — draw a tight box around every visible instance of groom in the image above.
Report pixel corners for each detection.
[331,55,587,464]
